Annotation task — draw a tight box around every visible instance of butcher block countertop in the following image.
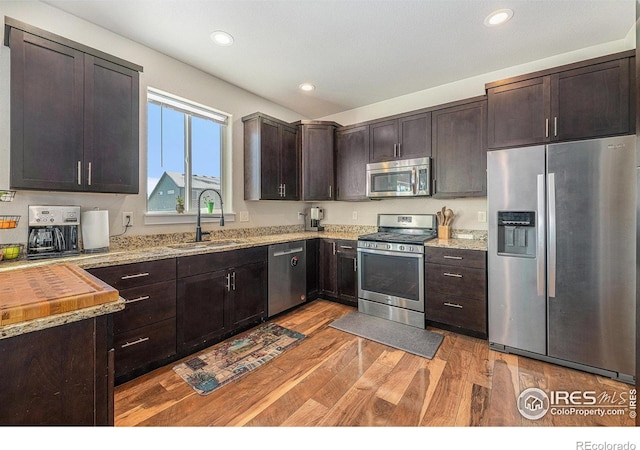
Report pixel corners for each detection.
[0,263,124,339]
[0,263,119,326]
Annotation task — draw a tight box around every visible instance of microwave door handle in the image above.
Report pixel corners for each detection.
[412,168,417,194]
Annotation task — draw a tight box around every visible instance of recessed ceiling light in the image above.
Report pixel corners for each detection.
[484,9,513,27]
[210,30,234,46]
[299,83,315,92]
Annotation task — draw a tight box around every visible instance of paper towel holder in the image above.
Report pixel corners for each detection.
[81,209,110,254]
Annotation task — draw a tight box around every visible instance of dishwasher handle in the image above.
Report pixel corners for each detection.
[272,247,304,257]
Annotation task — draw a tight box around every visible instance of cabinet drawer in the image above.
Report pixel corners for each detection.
[426,293,486,334]
[425,263,486,300]
[425,247,486,269]
[90,258,176,289]
[113,280,176,334]
[114,318,176,376]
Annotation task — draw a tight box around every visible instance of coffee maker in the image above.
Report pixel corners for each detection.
[304,206,324,231]
[27,205,80,259]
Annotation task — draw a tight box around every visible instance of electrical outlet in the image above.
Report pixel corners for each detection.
[478,211,487,223]
[239,211,249,222]
[123,212,133,227]
[352,211,358,221]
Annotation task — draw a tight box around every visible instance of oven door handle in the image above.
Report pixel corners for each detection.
[357,247,424,259]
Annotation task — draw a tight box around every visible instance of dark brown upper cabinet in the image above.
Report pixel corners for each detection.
[295,121,339,201]
[431,98,487,198]
[5,19,142,194]
[487,51,634,149]
[369,112,431,163]
[243,113,299,201]
[335,124,370,201]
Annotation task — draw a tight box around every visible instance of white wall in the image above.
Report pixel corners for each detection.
[0,1,634,246]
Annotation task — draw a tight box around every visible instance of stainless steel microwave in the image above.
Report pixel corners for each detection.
[366,157,431,198]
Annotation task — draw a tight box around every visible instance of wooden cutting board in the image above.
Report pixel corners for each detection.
[0,263,119,326]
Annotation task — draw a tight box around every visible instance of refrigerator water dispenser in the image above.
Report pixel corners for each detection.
[497,211,535,257]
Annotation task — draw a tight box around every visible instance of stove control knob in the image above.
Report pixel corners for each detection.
[399,245,405,251]
[408,246,414,252]
[386,244,391,249]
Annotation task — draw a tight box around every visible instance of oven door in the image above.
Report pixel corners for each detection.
[357,246,424,312]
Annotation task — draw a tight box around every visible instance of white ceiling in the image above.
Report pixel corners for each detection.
[42,0,635,119]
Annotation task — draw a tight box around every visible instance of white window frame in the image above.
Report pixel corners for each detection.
[144,87,234,225]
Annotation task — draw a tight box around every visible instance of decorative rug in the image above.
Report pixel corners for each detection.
[329,311,444,359]
[172,323,306,395]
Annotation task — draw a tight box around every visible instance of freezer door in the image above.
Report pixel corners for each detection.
[547,135,636,376]
[488,145,547,355]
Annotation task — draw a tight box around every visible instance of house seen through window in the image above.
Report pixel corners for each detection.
[147,88,228,214]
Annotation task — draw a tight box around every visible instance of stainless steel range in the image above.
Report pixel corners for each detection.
[357,214,437,328]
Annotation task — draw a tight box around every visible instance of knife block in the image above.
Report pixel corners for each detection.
[438,225,451,239]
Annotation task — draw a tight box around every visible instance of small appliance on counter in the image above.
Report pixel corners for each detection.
[81,209,110,254]
[304,206,324,231]
[27,205,80,260]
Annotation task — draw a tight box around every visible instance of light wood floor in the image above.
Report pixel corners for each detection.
[114,299,635,427]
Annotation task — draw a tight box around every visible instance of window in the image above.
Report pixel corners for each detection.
[147,88,229,214]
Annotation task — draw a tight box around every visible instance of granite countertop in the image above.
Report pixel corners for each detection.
[0,225,486,338]
[0,226,487,272]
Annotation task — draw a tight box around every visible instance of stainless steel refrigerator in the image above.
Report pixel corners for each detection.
[488,135,636,383]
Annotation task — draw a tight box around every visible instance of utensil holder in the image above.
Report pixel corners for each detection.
[438,225,451,240]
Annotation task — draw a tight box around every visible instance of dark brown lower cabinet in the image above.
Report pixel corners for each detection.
[320,239,358,305]
[425,247,487,338]
[177,247,267,355]
[0,316,113,425]
[89,259,177,384]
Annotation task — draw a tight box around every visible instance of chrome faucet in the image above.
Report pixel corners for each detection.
[195,188,224,242]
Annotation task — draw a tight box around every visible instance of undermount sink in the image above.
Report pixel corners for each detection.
[166,241,242,250]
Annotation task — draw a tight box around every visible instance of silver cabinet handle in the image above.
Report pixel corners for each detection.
[545,118,549,138]
[393,143,397,157]
[554,117,558,137]
[124,295,150,304]
[353,257,357,272]
[443,272,462,278]
[77,161,82,185]
[397,143,401,158]
[332,242,336,255]
[536,174,546,297]
[231,271,236,291]
[283,183,286,197]
[328,185,332,198]
[121,337,149,348]
[444,302,463,309]
[548,172,557,298]
[443,255,462,260]
[339,245,353,250]
[226,272,231,292]
[121,272,150,280]
[88,162,92,186]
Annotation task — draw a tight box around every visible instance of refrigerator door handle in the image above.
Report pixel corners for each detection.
[548,172,557,298]
[537,174,546,297]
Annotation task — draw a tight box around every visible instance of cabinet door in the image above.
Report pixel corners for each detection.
[369,119,398,162]
[280,124,299,200]
[335,125,369,201]
[84,55,139,193]
[306,238,320,298]
[230,261,267,330]
[487,77,550,149]
[259,118,282,200]
[9,29,84,191]
[337,245,357,305]
[432,100,487,198]
[552,58,631,141]
[177,269,229,353]
[319,240,338,297]
[398,112,431,159]
[0,317,110,425]
[300,124,335,201]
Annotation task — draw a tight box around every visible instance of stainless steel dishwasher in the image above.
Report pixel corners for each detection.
[268,240,306,316]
